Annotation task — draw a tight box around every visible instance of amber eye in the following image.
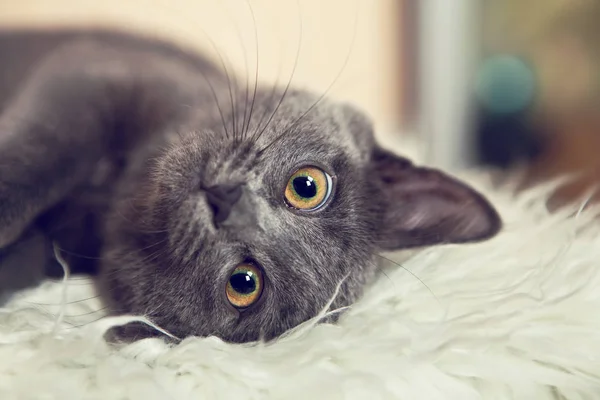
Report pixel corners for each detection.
[284,166,333,211]
[226,264,263,309]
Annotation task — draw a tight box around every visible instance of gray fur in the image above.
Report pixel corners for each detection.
[0,29,501,343]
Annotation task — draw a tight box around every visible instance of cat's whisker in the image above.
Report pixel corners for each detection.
[53,234,168,266]
[112,201,145,230]
[62,314,110,330]
[105,188,171,236]
[142,294,169,320]
[227,0,252,142]
[201,79,231,141]
[241,0,260,141]
[135,238,169,256]
[62,276,93,281]
[163,0,243,141]
[374,254,441,307]
[248,61,281,146]
[26,293,101,307]
[133,0,234,141]
[198,4,240,145]
[257,1,359,155]
[51,246,102,261]
[366,258,396,289]
[115,244,170,268]
[62,305,109,318]
[245,0,291,145]
[60,280,96,286]
[200,33,238,142]
[137,247,170,267]
[250,0,304,146]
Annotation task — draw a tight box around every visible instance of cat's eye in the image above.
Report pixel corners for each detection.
[284,166,333,211]
[226,263,263,309]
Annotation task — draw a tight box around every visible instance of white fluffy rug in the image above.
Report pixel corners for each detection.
[2,137,600,400]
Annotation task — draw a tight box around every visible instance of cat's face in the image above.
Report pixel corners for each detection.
[99,89,501,343]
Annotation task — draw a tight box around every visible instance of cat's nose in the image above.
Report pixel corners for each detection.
[205,184,243,225]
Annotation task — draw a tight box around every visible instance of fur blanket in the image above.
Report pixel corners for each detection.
[1,137,600,400]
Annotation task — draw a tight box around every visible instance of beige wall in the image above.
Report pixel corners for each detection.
[0,0,402,133]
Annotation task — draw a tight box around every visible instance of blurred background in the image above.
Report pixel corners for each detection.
[1,0,599,206]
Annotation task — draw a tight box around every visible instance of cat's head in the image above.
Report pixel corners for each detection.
[99,89,501,343]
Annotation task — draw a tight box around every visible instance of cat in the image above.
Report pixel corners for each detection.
[0,28,501,343]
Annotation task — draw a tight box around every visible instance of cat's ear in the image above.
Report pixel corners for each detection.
[339,102,377,151]
[371,147,501,250]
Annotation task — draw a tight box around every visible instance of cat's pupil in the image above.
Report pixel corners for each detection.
[230,272,256,294]
[293,176,317,199]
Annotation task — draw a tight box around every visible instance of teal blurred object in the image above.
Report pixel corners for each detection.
[474,55,544,169]
[475,55,536,115]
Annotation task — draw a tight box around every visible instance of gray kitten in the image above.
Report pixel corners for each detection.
[0,29,501,343]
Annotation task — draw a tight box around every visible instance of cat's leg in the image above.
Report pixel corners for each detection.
[0,78,108,246]
[0,38,216,248]
[0,46,124,247]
